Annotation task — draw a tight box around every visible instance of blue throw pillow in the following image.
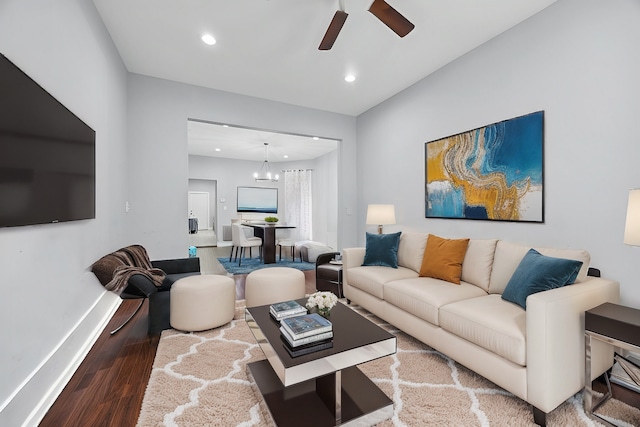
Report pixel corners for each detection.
[362,232,402,268]
[502,249,583,309]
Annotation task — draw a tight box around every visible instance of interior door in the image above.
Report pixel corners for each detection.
[188,191,210,230]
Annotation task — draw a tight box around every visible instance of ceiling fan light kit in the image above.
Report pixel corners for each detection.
[318,0,414,51]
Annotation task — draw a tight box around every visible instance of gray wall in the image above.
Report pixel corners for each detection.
[356,0,640,308]
[0,0,128,424]
[127,75,357,259]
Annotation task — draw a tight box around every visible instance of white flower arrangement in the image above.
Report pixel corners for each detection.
[306,291,338,313]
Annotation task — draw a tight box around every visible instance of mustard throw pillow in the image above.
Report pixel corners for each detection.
[419,234,470,284]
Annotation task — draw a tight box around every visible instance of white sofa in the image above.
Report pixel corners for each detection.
[342,232,620,426]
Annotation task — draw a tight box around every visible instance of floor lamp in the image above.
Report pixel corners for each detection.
[366,204,396,234]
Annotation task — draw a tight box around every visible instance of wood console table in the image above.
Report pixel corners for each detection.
[245,224,295,264]
[584,302,640,426]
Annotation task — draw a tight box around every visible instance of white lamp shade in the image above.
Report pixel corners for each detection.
[366,204,396,225]
[624,189,640,246]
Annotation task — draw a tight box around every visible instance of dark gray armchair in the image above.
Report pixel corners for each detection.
[92,245,201,335]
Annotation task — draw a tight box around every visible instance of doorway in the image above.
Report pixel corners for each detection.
[187,120,339,249]
[188,179,218,246]
[188,191,209,230]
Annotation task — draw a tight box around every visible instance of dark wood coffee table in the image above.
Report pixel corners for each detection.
[245,299,396,427]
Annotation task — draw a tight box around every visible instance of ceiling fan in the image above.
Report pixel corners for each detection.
[319,0,415,50]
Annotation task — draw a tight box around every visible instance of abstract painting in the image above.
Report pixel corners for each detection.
[425,111,544,222]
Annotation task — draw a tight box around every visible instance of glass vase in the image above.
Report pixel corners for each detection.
[316,307,331,318]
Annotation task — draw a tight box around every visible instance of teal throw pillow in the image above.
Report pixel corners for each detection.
[362,232,402,268]
[502,248,583,309]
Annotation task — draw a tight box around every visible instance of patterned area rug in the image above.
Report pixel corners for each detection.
[137,301,640,426]
[217,257,316,275]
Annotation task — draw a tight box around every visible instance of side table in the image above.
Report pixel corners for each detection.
[584,302,640,426]
[316,252,344,298]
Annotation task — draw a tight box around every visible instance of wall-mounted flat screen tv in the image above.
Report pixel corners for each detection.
[0,53,95,228]
[237,186,277,214]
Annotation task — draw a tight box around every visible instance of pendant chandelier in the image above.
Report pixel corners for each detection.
[253,142,279,182]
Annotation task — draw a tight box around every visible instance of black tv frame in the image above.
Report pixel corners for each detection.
[0,53,96,228]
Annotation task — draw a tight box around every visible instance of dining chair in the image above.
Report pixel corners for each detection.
[230,223,262,266]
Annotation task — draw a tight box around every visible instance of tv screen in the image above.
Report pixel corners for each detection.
[237,186,278,214]
[0,53,95,228]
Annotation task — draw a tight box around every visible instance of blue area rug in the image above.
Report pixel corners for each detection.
[217,257,316,275]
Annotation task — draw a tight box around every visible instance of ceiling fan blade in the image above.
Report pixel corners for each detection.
[319,10,348,50]
[368,0,415,38]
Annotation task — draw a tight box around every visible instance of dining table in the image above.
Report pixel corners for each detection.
[244,223,296,264]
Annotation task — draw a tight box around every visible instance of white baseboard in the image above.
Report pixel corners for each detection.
[0,291,120,427]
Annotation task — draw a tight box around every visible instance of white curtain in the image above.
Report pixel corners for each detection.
[284,169,313,242]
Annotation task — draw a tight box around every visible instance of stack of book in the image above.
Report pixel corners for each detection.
[269,300,307,321]
[610,353,640,393]
[280,313,333,357]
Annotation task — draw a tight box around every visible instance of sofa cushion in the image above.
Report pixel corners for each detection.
[397,231,428,273]
[419,234,469,284]
[460,239,498,292]
[347,265,417,299]
[501,249,583,309]
[384,277,487,325]
[489,241,591,294]
[439,294,527,366]
[362,232,402,268]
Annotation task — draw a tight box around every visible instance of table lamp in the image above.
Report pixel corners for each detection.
[624,189,640,246]
[366,204,396,234]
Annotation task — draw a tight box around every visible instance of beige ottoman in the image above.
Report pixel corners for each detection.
[245,267,306,308]
[170,274,235,332]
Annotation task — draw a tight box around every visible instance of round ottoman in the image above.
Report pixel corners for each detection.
[245,267,306,308]
[170,274,235,332]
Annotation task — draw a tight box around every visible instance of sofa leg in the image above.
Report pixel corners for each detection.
[346,299,351,305]
[110,298,145,335]
[532,406,547,426]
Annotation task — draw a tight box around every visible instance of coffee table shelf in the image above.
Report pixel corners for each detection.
[248,361,393,427]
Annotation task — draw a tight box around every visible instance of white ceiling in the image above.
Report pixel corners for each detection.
[93,0,556,160]
[93,0,556,117]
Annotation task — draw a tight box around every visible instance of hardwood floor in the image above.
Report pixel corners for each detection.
[39,297,158,427]
[39,270,316,427]
[39,269,639,425]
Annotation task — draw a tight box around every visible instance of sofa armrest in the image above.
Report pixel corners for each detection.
[342,248,365,269]
[126,274,160,297]
[342,248,365,288]
[151,257,200,274]
[525,277,620,413]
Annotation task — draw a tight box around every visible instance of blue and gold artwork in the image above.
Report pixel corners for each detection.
[425,111,544,222]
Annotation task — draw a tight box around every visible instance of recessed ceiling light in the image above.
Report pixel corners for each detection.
[222,124,229,127]
[283,155,289,159]
[201,34,216,46]
[345,74,356,83]
[312,136,319,140]
[215,148,221,152]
